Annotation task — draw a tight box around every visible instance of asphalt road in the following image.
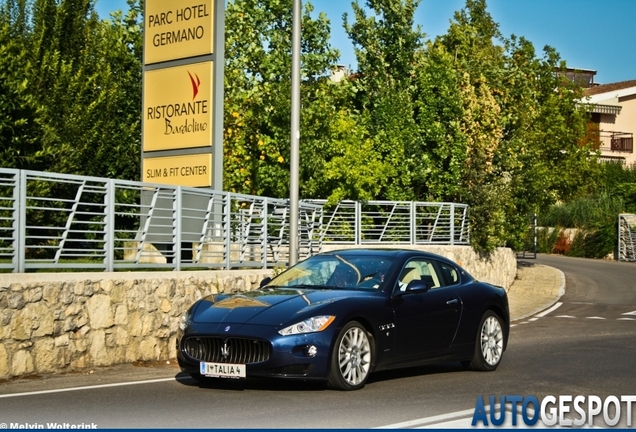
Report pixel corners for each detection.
[0,254,634,429]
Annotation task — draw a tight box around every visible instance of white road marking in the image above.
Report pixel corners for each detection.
[528,317,539,322]
[617,317,636,321]
[377,407,477,428]
[377,404,542,428]
[585,316,606,320]
[555,315,576,319]
[379,405,602,429]
[621,310,636,316]
[536,302,563,317]
[0,377,175,399]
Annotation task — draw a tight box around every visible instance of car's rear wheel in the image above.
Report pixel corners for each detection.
[327,321,373,390]
[466,310,505,371]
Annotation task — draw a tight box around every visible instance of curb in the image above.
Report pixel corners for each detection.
[510,266,566,322]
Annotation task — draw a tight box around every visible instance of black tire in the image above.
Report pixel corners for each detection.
[466,310,505,371]
[327,321,374,390]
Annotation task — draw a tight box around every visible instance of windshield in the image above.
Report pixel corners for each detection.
[268,254,395,290]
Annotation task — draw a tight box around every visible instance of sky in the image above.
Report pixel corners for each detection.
[95,0,636,85]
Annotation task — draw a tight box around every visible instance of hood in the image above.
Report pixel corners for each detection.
[191,287,366,326]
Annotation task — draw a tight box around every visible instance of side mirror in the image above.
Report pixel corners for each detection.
[259,276,272,288]
[405,279,430,293]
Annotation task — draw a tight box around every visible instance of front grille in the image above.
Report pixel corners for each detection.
[184,336,271,364]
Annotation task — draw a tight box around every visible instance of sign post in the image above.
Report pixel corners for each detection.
[140,0,224,266]
[289,0,301,266]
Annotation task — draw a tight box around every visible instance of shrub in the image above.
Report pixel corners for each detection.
[536,227,561,253]
[537,190,622,259]
[566,230,587,257]
[552,230,571,255]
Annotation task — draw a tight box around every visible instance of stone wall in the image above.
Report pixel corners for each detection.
[0,246,516,380]
[0,270,270,381]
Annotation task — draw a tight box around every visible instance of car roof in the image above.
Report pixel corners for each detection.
[321,248,447,261]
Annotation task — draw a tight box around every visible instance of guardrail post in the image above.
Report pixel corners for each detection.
[174,187,182,271]
[263,197,268,269]
[225,193,232,270]
[533,213,538,258]
[17,170,26,273]
[355,201,361,245]
[450,203,455,246]
[104,179,115,272]
[410,201,416,245]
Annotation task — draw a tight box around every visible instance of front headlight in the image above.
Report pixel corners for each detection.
[179,310,192,331]
[278,315,336,336]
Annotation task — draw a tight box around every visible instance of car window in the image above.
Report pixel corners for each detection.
[269,254,395,290]
[272,258,335,286]
[396,259,442,291]
[436,261,460,286]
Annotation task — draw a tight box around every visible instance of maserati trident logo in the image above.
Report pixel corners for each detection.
[188,71,201,100]
[221,342,230,359]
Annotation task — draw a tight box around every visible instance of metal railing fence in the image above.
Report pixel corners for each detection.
[0,169,322,272]
[307,200,470,245]
[0,168,471,273]
[618,213,636,262]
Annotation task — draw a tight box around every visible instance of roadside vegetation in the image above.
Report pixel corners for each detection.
[0,0,619,254]
[536,162,636,259]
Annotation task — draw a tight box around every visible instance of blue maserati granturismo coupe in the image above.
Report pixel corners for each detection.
[177,248,509,390]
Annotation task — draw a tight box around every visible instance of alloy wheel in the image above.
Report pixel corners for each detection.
[480,315,503,366]
[337,326,371,386]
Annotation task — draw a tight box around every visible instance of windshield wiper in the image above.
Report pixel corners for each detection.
[292,284,324,289]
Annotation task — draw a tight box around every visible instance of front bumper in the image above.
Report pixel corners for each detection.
[177,322,336,380]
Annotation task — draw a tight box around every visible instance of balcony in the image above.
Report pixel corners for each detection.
[600,131,633,153]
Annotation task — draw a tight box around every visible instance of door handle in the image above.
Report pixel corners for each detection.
[446,298,459,305]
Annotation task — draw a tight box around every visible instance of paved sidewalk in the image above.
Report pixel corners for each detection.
[506,262,565,321]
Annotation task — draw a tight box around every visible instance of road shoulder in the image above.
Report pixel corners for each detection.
[508,261,565,321]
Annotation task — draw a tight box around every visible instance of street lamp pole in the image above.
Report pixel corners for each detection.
[289,0,301,266]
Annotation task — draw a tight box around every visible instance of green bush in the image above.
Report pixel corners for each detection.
[536,227,561,254]
[567,230,586,257]
[579,224,616,259]
[536,189,622,258]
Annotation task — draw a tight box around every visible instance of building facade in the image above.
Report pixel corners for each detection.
[584,80,636,165]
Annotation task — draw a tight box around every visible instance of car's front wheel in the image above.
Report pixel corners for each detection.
[327,321,373,390]
[465,310,505,371]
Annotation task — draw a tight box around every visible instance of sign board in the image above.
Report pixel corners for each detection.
[141,0,223,193]
[143,62,213,152]
[144,0,214,65]
[143,153,213,187]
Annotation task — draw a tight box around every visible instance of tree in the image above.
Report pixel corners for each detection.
[436,0,599,252]
[344,0,425,200]
[223,0,340,198]
[411,42,467,201]
[0,0,143,180]
[0,0,43,169]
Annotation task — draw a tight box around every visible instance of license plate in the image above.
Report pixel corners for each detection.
[200,362,246,379]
